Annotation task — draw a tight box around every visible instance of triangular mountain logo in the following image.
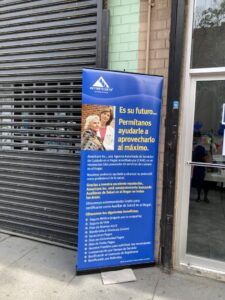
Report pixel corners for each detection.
[92,76,110,88]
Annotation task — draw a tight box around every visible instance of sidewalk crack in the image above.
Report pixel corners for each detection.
[152,277,160,300]
[0,235,10,243]
[7,245,37,268]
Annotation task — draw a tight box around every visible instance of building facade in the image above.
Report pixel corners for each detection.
[0,0,225,282]
[108,0,225,281]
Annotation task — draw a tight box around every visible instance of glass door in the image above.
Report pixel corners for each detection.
[185,79,225,267]
[175,0,225,276]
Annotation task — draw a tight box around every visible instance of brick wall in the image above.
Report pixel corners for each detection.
[106,0,171,262]
[138,0,171,261]
[107,0,140,72]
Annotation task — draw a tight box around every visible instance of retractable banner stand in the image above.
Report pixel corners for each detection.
[77,68,163,273]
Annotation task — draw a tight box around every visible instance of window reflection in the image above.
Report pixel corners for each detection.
[188,165,225,260]
[194,0,225,28]
[187,80,225,261]
[192,0,225,68]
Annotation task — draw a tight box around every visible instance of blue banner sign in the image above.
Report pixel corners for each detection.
[77,69,163,272]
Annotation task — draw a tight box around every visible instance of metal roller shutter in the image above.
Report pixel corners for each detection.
[0,0,108,247]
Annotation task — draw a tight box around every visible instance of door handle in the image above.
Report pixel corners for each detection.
[186,161,225,169]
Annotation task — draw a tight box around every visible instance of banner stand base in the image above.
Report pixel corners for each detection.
[76,262,156,276]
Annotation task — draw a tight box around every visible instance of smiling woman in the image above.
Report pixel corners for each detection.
[81,115,105,151]
[97,107,115,150]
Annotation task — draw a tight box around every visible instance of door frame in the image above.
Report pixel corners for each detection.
[174,0,225,279]
[175,75,225,277]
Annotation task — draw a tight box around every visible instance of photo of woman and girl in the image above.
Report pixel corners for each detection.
[81,106,115,151]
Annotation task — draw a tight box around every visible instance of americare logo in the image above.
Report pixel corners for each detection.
[90,76,113,93]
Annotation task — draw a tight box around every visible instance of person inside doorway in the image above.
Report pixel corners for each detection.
[191,135,212,203]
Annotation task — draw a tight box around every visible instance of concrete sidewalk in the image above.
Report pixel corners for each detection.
[0,233,224,300]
